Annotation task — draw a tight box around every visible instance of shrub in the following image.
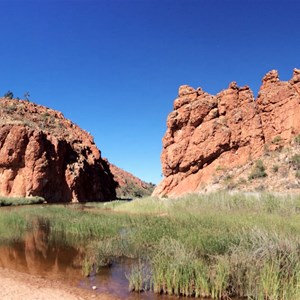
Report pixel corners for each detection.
[290,154,300,170]
[42,112,50,118]
[248,160,267,180]
[238,178,247,185]
[272,135,282,145]
[223,174,233,182]
[24,91,30,101]
[216,165,225,171]
[2,104,16,114]
[295,134,300,145]
[3,90,14,99]
[272,165,279,173]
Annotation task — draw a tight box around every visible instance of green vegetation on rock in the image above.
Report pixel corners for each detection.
[116,181,155,199]
[295,134,300,145]
[290,154,300,169]
[248,160,267,180]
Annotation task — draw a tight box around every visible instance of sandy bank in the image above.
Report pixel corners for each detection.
[0,267,119,300]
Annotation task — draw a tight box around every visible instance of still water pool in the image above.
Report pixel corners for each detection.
[0,225,178,299]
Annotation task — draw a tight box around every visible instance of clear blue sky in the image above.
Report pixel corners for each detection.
[0,0,299,184]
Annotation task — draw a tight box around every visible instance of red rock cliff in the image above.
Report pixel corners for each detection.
[154,68,300,197]
[0,99,117,202]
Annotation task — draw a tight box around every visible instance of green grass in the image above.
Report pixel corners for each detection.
[0,196,44,206]
[1,192,300,298]
[113,196,171,214]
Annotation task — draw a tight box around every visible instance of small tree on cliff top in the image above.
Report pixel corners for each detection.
[3,90,14,99]
[24,91,30,101]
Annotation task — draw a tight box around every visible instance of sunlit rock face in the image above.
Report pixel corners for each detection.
[154,68,300,197]
[0,98,117,202]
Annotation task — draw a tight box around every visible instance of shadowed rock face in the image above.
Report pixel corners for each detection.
[0,99,117,202]
[154,68,300,197]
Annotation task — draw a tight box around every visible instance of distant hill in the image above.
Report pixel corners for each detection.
[109,163,155,199]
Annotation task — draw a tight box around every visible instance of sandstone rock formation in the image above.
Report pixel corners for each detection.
[0,98,117,202]
[154,68,300,197]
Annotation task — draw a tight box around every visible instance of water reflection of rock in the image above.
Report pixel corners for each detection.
[0,219,83,282]
[0,219,180,300]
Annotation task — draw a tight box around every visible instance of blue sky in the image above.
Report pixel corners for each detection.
[0,0,299,184]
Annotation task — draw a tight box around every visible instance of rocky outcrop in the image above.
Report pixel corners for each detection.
[0,99,117,202]
[257,69,300,145]
[154,68,300,197]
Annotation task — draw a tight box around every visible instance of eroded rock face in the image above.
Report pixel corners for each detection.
[0,99,117,202]
[154,68,300,197]
[257,69,300,144]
